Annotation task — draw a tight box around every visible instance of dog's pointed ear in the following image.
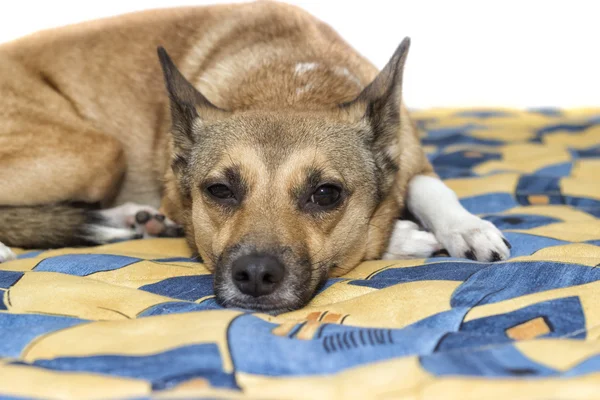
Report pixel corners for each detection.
[157,47,229,154]
[356,37,410,112]
[342,37,410,188]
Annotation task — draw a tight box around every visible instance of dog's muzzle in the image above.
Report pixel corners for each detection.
[213,242,315,312]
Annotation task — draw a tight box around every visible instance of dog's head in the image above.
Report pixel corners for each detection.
[157,39,410,312]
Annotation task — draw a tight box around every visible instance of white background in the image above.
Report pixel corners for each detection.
[0,0,598,109]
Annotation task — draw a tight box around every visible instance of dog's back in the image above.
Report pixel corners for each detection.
[0,2,382,207]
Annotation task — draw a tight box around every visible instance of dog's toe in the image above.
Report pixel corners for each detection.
[382,220,443,259]
[0,242,17,263]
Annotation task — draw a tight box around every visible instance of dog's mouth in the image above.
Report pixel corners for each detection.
[216,293,306,314]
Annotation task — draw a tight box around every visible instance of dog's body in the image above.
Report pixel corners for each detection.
[0,1,509,311]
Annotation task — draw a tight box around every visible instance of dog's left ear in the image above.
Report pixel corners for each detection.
[158,47,231,198]
[342,37,410,185]
[157,47,229,156]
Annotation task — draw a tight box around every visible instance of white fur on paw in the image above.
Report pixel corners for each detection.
[434,213,510,262]
[382,220,443,260]
[0,242,17,263]
[85,225,140,244]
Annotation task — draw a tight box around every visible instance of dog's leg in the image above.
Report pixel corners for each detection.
[382,220,442,259]
[0,126,141,248]
[0,241,16,263]
[0,129,125,207]
[406,175,510,262]
[0,128,184,247]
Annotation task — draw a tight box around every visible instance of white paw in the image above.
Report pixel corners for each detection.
[433,213,511,262]
[0,242,17,263]
[382,220,443,260]
[98,202,183,239]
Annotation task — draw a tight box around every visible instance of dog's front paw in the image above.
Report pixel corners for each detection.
[0,242,16,263]
[383,220,443,259]
[434,214,511,262]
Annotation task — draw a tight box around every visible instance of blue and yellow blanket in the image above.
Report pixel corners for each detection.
[1,108,600,399]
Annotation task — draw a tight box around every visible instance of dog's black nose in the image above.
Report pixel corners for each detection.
[231,254,285,297]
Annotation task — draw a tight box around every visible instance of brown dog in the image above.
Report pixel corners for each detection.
[0,1,510,311]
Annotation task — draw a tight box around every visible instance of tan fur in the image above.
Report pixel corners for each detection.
[0,1,434,310]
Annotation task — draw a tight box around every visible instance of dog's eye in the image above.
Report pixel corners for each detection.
[309,185,342,208]
[207,184,235,200]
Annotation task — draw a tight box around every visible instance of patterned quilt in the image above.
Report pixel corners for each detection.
[1,108,600,399]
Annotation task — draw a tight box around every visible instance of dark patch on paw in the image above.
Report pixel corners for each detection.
[154,214,166,222]
[135,211,151,224]
[491,251,502,262]
[502,238,512,249]
[465,250,476,260]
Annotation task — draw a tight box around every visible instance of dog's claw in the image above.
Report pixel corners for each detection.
[491,251,502,262]
[502,238,512,249]
[465,250,476,260]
